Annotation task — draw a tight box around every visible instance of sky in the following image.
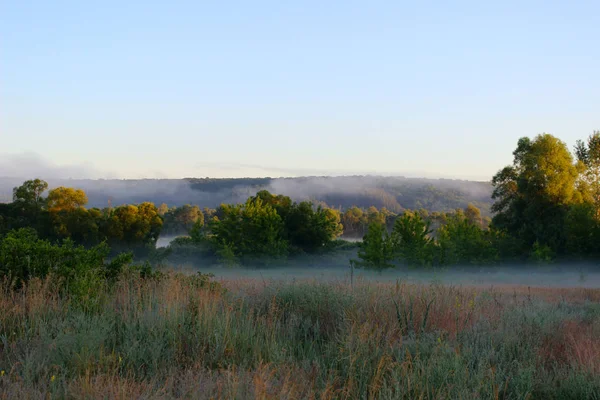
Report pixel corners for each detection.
[1,0,598,181]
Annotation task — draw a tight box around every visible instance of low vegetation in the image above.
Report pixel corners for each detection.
[1,273,599,399]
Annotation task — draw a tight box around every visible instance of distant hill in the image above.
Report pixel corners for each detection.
[0,176,493,214]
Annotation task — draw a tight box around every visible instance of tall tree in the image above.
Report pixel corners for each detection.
[12,179,48,207]
[491,134,583,255]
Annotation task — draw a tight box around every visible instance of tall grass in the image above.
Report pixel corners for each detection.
[1,274,599,399]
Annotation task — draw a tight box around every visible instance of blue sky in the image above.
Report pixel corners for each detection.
[1,0,598,180]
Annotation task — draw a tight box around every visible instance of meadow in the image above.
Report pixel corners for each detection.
[1,272,599,399]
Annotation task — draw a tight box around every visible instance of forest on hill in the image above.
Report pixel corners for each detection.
[0,175,493,215]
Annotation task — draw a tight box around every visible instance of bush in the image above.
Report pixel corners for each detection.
[0,228,142,290]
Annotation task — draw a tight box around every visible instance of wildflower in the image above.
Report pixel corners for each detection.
[50,375,56,382]
[1,370,5,377]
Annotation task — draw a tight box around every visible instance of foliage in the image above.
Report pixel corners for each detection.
[492,133,591,256]
[529,241,555,265]
[209,197,288,265]
[104,202,163,246]
[206,192,344,265]
[285,202,343,253]
[564,202,600,258]
[575,131,600,214]
[437,211,498,265]
[352,222,396,270]
[0,228,117,288]
[392,212,436,267]
[12,179,48,207]
[47,187,89,212]
[162,204,204,234]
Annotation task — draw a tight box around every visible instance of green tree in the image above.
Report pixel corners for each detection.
[283,202,341,253]
[209,197,288,264]
[392,212,435,267]
[437,212,497,265]
[352,222,396,270]
[50,208,101,245]
[12,179,48,207]
[564,202,600,258]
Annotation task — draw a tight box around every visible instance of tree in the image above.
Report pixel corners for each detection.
[323,208,344,239]
[342,207,367,237]
[157,203,169,216]
[491,134,583,255]
[104,202,163,246]
[209,197,288,264]
[6,180,50,232]
[50,208,101,245]
[252,190,293,216]
[367,206,385,225]
[283,202,341,253]
[437,212,497,265]
[47,187,88,213]
[163,204,204,234]
[392,212,435,267]
[575,131,600,216]
[464,203,482,226]
[12,179,48,207]
[564,202,600,258]
[352,222,396,270]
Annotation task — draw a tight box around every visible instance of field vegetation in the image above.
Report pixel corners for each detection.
[1,273,600,399]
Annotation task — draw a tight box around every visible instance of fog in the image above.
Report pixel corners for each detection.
[154,236,600,289]
[156,235,187,248]
[0,152,492,212]
[167,264,600,288]
[1,174,493,214]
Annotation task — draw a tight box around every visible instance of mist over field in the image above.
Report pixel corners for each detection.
[164,262,600,288]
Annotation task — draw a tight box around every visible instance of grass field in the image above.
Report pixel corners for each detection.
[1,272,600,399]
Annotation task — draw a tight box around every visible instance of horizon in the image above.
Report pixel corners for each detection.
[0,172,492,183]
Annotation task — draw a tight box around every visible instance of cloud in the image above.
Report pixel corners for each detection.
[0,152,115,180]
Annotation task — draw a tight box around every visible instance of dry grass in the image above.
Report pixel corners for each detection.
[1,273,600,399]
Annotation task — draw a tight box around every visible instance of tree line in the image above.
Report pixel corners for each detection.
[1,131,599,272]
[354,132,600,269]
[1,181,163,249]
[0,182,347,268]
